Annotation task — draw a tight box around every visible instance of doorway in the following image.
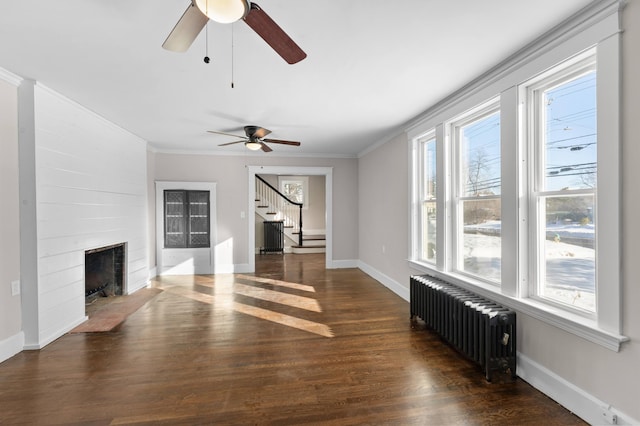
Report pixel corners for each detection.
[247,166,333,271]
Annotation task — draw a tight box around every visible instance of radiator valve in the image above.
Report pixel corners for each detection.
[501,333,510,346]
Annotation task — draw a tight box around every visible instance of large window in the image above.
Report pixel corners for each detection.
[164,190,210,248]
[452,104,501,282]
[409,6,623,349]
[526,51,596,312]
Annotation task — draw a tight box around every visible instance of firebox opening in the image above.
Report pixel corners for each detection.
[85,243,125,299]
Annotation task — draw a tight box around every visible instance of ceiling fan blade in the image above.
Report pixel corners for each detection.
[263,138,301,146]
[260,142,273,152]
[243,3,307,64]
[162,2,209,52]
[208,130,245,138]
[218,140,246,146]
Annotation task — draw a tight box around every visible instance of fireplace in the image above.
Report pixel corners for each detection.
[85,243,126,298]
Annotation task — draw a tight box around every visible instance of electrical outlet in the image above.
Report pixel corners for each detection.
[601,405,618,425]
[382,245,386,254]
[11,280,20,296]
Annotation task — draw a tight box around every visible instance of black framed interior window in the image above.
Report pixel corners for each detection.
[164,190,210,248]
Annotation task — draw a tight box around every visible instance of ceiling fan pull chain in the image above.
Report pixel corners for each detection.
[203,21,211,63]
[231,24,235,88]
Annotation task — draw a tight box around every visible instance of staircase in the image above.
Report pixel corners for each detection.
[294,234,326,254]
[255,176,325,254]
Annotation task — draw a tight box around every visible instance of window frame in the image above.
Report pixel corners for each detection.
[524,50,597,316]
[449,101,502,284]
[407,1,625,351]
[414,131,437,264]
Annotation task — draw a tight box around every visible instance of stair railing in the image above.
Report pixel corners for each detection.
[255,175,303,246]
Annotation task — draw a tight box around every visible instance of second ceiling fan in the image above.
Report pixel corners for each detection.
[162,0,306,64]
[210,125,301,152]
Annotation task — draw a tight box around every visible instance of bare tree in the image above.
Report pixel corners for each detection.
[466,148,489,196]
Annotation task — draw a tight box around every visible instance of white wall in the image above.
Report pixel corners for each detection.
[19,82,149,349]
[358,2,640,423]
[151,153,358,271]
[0,74,23,361]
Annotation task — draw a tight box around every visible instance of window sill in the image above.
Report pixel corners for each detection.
[408,259,629,352]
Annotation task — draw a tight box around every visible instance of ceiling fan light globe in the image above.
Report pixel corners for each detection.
[195,0,250,24]
[245,141,262,151]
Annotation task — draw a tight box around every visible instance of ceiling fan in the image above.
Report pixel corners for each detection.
[210,125,301,152]
[162,0,306,64]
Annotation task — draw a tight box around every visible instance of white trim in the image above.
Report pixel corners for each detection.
[24,315,87,351]
[248,166,333,271]
[357,261,409,301]
[500,86,520,298]
[0,67,23,86]
[330,259,358,269]
[151,147,357,159]
[594,31,621,333]
[517,352,639,425]
[148,266,158,280]
[0,332,24,363]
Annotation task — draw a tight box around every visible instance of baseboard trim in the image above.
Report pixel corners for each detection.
[0,331,25,364]
[23,315,88,351]
[517,352,637,425]
[357,261,409,301]
[148,266,157,280]
[214,263,252,274]
[329,259,358,269]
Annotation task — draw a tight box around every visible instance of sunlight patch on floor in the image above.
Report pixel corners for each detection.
[233,302,334,338]
[233,282,322,312]
[158,276,332,337]
[235,274,316,292]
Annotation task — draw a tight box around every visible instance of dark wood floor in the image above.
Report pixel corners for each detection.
[0,254,584,425]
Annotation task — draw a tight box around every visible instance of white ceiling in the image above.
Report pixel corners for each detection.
[0,0,594,157]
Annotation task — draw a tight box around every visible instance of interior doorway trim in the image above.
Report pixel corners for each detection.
[248,166,333,271]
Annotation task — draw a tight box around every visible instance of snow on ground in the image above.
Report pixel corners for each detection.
[463,222,595,311]
[547,222,594,239]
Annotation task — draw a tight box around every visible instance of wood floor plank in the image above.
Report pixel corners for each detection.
[0,253,585,425]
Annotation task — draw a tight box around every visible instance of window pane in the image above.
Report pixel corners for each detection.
[421,201,437,261]
[460,111,501,197]
[543,71,597,192]
[188,191,210,247]
[422,138,436,200]
[283,182,304,204]
[541,195,595,311]
[461,198,501,281]
[420,137,437,264]
[165,190,186,247]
